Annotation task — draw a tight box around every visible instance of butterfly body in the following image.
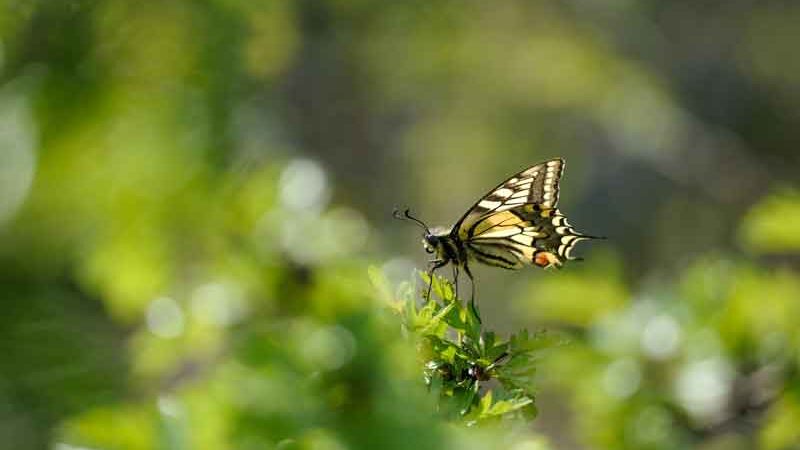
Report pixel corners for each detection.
[422,228,463,266]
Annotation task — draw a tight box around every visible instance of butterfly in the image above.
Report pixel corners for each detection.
[395,158,602,317]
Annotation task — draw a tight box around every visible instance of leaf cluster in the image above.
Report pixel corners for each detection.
[371,268,559,424]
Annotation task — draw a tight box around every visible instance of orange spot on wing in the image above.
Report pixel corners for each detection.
[534,251,561,268]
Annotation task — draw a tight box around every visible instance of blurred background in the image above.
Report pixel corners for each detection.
[1,1,800,449]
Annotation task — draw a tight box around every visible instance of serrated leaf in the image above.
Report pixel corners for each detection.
[509,329,563,354]
[486,343,509,363]
[479,389,493,413]
[418,271,454,302]
[479,332,495,358]
[442,301,468,332]
[496,360,539,394]
[458,381,479,416]
[464,304,482,342]
[419,301,457,335]
[482,396,534,418]
[440,346,457,364]
[391,270,545,424]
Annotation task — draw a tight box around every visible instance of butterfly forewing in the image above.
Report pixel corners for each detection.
[455,159,564,242]
[453,158,592,268]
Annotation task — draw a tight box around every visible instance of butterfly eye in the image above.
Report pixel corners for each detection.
[425,245,434,254]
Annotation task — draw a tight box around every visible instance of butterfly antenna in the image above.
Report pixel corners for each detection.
[393,208,431,234]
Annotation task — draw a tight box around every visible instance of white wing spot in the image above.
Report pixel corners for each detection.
[493,188,514,198]
[559,237,586,258]
[511,234,534,246]
[523,229,546,238]
[478,200,502,209]
[561,235,580,245]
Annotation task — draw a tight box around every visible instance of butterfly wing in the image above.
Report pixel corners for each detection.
[453,158,594,268]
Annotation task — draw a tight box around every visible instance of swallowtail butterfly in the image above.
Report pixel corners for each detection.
[396,158,601,316]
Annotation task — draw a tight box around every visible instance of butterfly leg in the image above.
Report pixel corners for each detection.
[426,259,448,300]
[463,263,481,324]
[452,265,460,298]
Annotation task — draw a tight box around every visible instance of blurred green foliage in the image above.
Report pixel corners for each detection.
[2,1,800,449]
[739,190,800,254]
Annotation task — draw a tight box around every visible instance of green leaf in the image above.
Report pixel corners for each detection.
[482,397,534,418]
[478,389,493,414]
[382,270,548,423]
[432,273,455,302]
[419,301,457,335]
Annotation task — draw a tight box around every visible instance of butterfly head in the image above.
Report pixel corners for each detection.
[423,226,452,254]
[394,208,439,254]
[422,233,439,254]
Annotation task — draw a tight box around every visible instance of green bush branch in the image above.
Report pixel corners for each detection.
[370,267,561,425]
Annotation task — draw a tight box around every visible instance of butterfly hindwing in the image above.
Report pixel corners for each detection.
[464,209,537,269]
[534,209,593,262]
[466,207,591,268]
